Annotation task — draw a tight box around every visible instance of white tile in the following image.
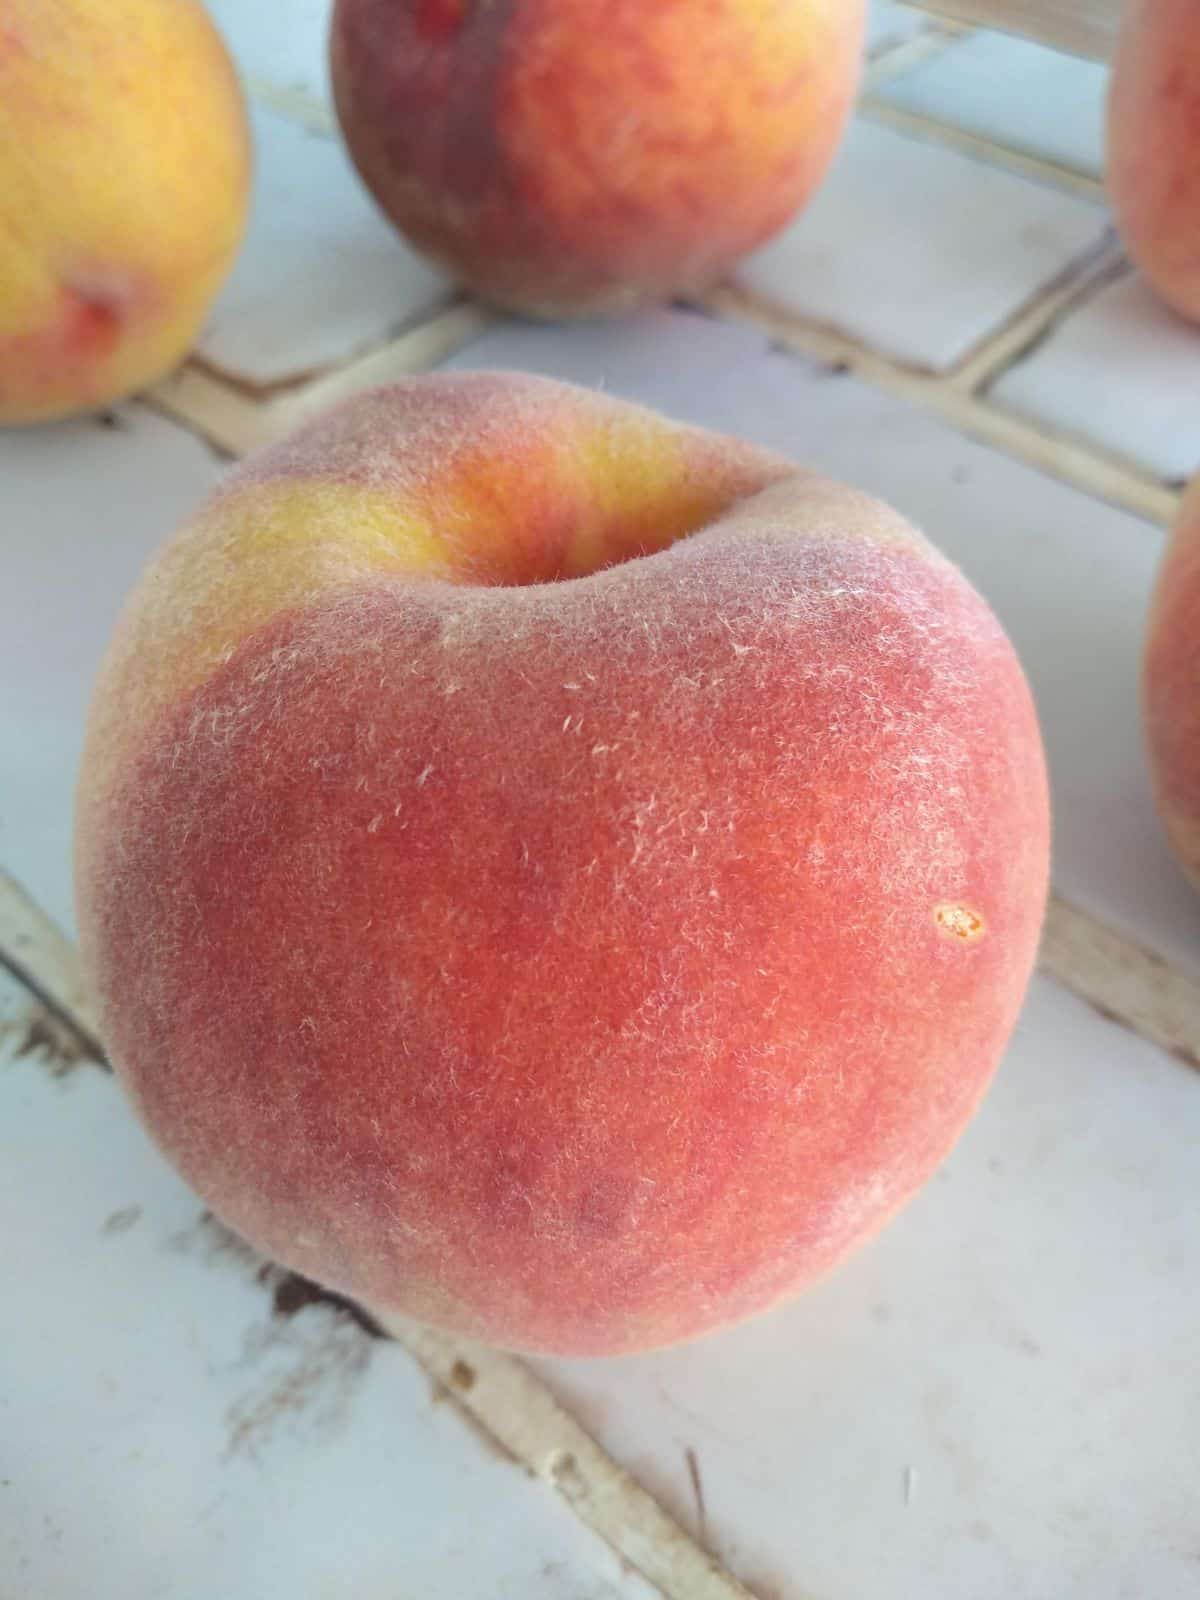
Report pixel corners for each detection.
[736,119,1110,371]
[439,310,1200,974]
[992,272,1200,483]
[0,408,222,938]
[874,30,1107,176]
[200,105,449,386]
[0,982,657,1600]
[533,977,1200,1600]
[868,0,929,54]
[206,0,331,105]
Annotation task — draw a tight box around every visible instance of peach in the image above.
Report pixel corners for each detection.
[0,0,251,426]
[329,0,864,318]
[1144,478,1200,886]
[1107,0,1200,323]
[76,373,1049,1356]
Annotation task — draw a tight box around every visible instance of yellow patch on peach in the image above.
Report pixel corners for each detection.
[0,0,250,424]
[84,377,797,797]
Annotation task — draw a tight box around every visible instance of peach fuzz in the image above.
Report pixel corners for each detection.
[76,373,1049,1357]
[0,0,250,426]
[1144,477,1200,887]
[330,0,865,318]
[1107,0,1200,323]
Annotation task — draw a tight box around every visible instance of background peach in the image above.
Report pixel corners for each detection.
[0,0,251,425]
[76,373,1049,1356]
[330,0,865,317]
[1107,0,1200,324]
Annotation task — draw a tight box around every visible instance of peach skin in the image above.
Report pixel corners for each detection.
[1108,0,1200,323]
[330,0,865,317]
[0,0,251,425]
[76,373,1050,1356]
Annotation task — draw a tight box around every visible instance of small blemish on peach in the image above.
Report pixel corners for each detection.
[935,903,985,943]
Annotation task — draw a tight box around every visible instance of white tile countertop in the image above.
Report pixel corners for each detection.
[197,103,450,388]
[733,119,1109,371]
[992,271,1200,484]
[0,409,221,937]
[5,2,1200,1597]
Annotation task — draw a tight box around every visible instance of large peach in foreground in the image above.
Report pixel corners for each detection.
[0,0,251,426]
[1145,478,1200,887]
[330,0,864,317]
[1107,0,1200,323]
[76,374,1049,1356]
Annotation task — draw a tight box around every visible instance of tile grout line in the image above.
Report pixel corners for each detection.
[154,275,1179,536]
[707,283,1179,526]
[143,363,277,458]
[862,26,963,91]
[0,870,105,1054]
[1040,899,1200,1073]
[381,1312,771,1600]
[946,232,1127,394]
[905,0,1118,60]
[146,303,496,458]
[858,99,1106,201]
[273,302,497,431]
[244,75,336,136]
